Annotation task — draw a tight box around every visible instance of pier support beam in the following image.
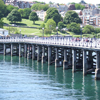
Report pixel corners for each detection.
[42,46,46,63]
[37,46,41,61]
[32,45,35,60]
[11,44,13,56]
[3,44,6,55]
[19,44,21,57]
[88,51,93,69]
[83,50,87,76]
[27,45,30,59]
[72,49,76,72]
[68,49,72,65]
[55,48,60,67]
[48,46,51,65]
[24,44,27,58]
[95,51,100,80]
[63,49,68,69]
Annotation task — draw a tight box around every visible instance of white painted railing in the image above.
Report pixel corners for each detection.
[0,37,100,49]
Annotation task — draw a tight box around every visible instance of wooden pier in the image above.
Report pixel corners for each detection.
[0,37,100,80]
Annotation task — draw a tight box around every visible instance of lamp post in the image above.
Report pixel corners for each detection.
[80,24,83,38]
[9,25,10,34]
[49,25,52,36]
[56,26,58,39]
[20,29,21,38]
[42,27,44,39]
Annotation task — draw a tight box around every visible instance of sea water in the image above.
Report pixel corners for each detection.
[0,55,100,100]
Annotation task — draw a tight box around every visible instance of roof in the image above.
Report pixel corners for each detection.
[0,28,8,32]
[79,0,86,4]
[73,10,82,14]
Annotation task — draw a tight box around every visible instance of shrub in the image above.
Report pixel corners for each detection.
[53,29,57,32]
[44,29,51,35]
[15,31,19,34]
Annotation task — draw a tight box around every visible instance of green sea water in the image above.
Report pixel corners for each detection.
[0,55,100,100]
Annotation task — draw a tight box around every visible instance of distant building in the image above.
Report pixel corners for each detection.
[79,0,86,5]
[4,0,35,8]
[96,4,100,8]
[49,4,68,13]
[59,11,66,18]
[17,1,30,8]
[35,10,46,21]
[80,15,100,26]
[73,10,82,16]
[82,8,99,16]
[79,0,96,9]
[68,4,76,10]
[0,28,9,36]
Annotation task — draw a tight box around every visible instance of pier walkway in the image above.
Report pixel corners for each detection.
[0,37,100,80]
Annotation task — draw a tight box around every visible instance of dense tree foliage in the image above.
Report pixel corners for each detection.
[75,3,85,10]
[70,2,76,4]
[67,22,81,34]
[0,19,4,28]
[40,23,45,28]
[29,12,38,24]
[58,21,64,30]
[44,29,51,35]
[34,1,45,4]
[82,25,94,34]
[0,0,7,19]
[18,8,31,19]
[49,1,53,4]
[46,19,56,31]
[18,9,24,17]
[63,11,82,24]
[5,5,18,16]
[22,8,31,19]
[44,7,62,24]
[95,28,100,34]
[31,3,49,11]
[7,9,21,23]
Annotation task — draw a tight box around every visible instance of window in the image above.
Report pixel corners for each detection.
[3,31,4,34]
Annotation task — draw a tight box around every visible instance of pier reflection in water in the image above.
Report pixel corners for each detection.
[0,55,100,100]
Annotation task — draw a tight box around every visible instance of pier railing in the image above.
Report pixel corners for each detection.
[0,37,100,49]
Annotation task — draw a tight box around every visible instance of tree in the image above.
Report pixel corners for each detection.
[67,22,81,34]
[31,3,49,11]
[7,9,22,23]
[29,12,38,24]
[58,21,64,30]
[63,11,82,24]
[41,4,49,11]
[31,3,40,11]
[82,25,94,34]
[5,5,18,16]
[40,23,45,28]
[0,0,6,19]
[23,8,31,19]
[44,7,62,24]
[75,3,85,10]
[70,2,76,4]
[0,18,4,28]
[34,1,45,4]
[46,19,56,30]
[18,9,24,17]
[95,28,100,34]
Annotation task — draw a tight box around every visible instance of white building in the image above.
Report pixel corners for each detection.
[36,10,46,21]
[59,11,66,18]
[0,28,9,36]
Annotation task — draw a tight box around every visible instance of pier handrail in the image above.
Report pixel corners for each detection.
[0,37,100,49]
